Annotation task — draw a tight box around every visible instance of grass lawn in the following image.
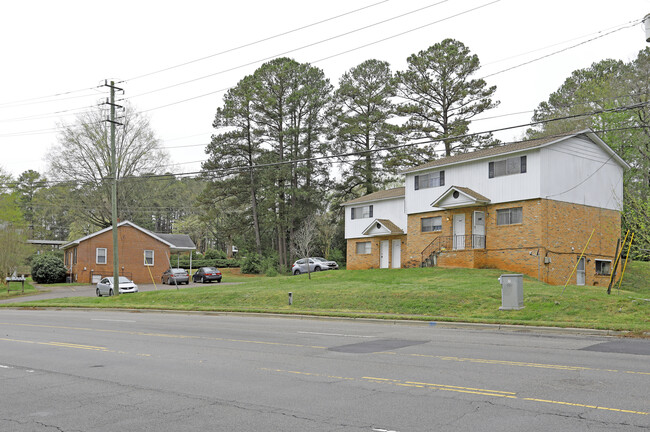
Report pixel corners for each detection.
[0,279,38,299]
[7,264,649,332]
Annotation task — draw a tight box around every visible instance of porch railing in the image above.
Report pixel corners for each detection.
[421,234,486,267]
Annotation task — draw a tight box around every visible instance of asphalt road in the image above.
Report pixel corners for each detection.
[1,309,648,431]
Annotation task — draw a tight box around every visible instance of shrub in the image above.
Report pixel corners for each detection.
[241,254,263,274]
[31,253,67,284]
[204,248,226,260]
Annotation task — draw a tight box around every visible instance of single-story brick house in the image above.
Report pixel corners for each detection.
[62,221,196,284]
[342,130,628,286]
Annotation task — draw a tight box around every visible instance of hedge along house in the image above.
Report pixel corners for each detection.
[342,130,628,286]
[62,221,196,284]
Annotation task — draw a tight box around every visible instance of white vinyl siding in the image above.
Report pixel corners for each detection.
[96,248,107,265]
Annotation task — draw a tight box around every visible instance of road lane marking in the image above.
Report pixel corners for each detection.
[298,331,375,338]
[0,336,149,356]
[264,368,649,416]
[1,322,647,376]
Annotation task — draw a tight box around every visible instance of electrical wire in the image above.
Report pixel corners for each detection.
[129,0,450,100]
[122,0,392,82]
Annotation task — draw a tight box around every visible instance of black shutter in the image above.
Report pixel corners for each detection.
[520,156,527,173]
[488,162,494,178]
[439,170,445,186]
[369,205,373,218]
[351,208,355,220]
[414,175,419,190]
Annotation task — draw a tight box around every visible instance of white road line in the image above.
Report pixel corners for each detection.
[298,331,375,338]
[0,365,13,369]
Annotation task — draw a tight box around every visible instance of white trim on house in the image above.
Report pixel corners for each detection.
[96,247,107,264]
[63,221,177,250]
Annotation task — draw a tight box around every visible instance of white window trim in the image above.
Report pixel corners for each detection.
[595,259,612,276]
[96,248,107,265]
[421,216,442,232]
[356,241,371,255]
[496,207,523,226]
[144,250,154,266]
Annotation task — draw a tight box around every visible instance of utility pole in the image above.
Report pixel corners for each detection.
[102,80,124,295]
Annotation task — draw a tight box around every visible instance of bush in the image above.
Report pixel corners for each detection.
[204,248,227,260]
[241,254,263,274]
[31,253,67,284]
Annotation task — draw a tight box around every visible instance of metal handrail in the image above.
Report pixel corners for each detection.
[421,234,486,265]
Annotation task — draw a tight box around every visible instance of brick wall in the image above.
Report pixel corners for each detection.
[346,235,406,270]
[348,198,621,286]
[69,225,171,284]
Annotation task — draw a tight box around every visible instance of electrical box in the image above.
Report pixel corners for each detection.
[498,274,524,310]
[544,256,551,264]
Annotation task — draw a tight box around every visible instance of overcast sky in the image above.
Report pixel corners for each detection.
[1,0,648,179]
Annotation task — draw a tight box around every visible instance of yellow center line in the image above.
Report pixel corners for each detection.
[0,336,150,356]
[1,322,647,376]
[264,368,648,416]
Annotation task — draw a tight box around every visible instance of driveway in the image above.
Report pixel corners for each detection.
[0,281,239,304]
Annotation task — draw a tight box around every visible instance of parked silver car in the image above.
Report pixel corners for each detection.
[96,276,139,296]
[291,257,339,275]
[161,268,189,285]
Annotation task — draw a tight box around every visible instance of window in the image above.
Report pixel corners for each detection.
[421,216,442,232]
[489,156,527,178]
[96,248,107,265]
[595,260,611,276]
[496,207,523,226]
[415,171,444,190]
[73,248,77,265]
[144,250,154,266]
[65,252,69,266]
[351,205,373,220]
[356,241,371,255]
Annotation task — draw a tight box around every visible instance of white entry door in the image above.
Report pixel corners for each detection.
[380,240,390,268]
[473,211,485,249]
[391,239,401,268]
[577,257,586,286]
[453,214,465,250]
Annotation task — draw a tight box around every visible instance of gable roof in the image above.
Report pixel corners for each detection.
[403,130,629,174]
[361,219,405,236]
[431,186,490,209]
[62,221,196,252]
[341,187,405,206]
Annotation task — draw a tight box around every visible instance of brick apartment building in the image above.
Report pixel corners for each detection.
[342,130,627,286]
[62,221,196,284]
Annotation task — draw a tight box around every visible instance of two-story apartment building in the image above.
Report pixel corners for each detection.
[343,130,628,286]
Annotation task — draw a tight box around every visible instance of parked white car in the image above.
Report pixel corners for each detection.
[291,257,339,275]
[96,276,139,296]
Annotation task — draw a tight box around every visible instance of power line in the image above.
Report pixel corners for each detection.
[123,0,391,82]
[139,0,499,113]
[0,85,103,109]
[130,0,450,100]
[478,21,641,80]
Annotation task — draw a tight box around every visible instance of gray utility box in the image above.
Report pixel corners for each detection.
[498,274,524,310]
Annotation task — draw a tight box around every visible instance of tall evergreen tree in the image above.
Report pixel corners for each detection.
[393,38,498,168]
[332,59,398,198]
